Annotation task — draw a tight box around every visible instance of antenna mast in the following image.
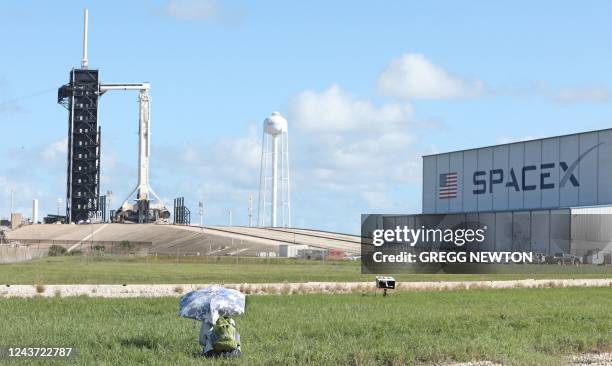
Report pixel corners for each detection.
[81,8,89,69]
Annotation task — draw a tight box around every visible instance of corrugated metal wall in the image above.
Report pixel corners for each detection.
[375,208,612,258]
[423,128,612,214]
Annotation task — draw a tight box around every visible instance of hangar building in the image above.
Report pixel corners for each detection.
[375,128,612,263]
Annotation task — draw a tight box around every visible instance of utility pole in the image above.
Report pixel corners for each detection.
[198,201,204,231]
[248,193,253,227]
[57,198,63,217]
[229,208,234,260]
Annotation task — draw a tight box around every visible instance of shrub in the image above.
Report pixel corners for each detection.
[48,245,67,257]
[119,240,134,255]
[120,240,133,250]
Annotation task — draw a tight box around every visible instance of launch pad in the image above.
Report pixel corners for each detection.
[58,9,169,223]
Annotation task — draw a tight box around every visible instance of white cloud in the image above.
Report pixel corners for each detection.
[160,0,241,25]
[361,191,392,209]
[377,53,484,100]
[287,83,423,216]
[290,84,414,132]
[207,130,262,185]
[0,136,69,219]
[0,175,37,219]
[288,83,421,190]
[554,86,609,104]
[157,124,261,193]
[161,0,219,21]
[41,137,67,163]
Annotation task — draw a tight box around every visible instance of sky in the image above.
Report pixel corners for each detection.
[1,0,612,233]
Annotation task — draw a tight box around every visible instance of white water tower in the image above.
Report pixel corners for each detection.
[258,112,291,227]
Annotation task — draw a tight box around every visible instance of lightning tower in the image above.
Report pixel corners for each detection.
[57,9,101,223]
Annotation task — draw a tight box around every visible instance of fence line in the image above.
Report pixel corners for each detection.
[2,239,152,246]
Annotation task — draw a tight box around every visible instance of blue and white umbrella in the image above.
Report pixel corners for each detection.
[179,285,245,323]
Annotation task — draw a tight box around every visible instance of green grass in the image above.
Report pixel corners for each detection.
[0,255,610,284]
[0,288,610,365]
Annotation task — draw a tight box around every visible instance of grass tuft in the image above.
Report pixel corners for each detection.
[280,282,291,295]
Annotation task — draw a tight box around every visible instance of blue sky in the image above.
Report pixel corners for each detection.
[1,0,611,233]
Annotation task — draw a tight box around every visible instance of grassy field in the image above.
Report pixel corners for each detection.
[0,287,610,365]
[0,255,610,284]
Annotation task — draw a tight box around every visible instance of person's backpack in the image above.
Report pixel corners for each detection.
[212,316,239,352]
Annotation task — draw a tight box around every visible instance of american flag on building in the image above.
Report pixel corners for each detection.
[439,172,458,199]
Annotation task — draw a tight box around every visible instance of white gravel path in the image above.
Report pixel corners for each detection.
[569,352,612,366]
[0,278,609,298]
[441,352,612,365]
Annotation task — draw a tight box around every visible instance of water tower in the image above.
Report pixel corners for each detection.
[258,112,291,227]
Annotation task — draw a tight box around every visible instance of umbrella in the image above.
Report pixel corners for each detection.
[179,285,245,324]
